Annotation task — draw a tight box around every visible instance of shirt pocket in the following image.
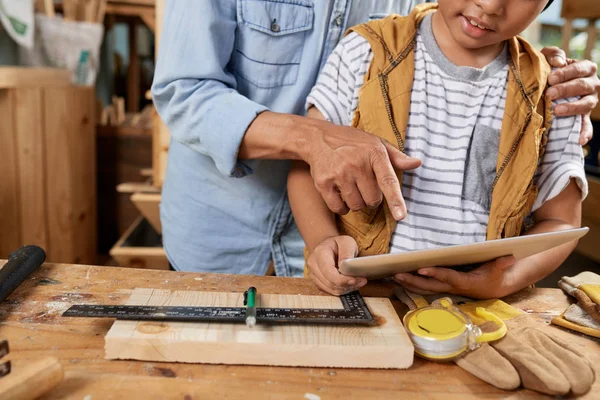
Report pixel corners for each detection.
[233,0,314,89]
[462,124,500,211]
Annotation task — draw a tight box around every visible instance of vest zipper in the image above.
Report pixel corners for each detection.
[491,59,534,192]
[377,37,417,152]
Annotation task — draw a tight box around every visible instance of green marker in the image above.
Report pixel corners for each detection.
[244,287,257,328]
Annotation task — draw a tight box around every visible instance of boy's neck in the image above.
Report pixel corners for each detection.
[431,11,505,69]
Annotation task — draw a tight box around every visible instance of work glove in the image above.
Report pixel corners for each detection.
[552,271,600,338]
[395,288,596,396]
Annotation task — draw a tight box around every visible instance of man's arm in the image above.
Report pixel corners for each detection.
[152,0,268,177]
[152,0,418,219]
[287,104,340,254]
[288,107,368,295]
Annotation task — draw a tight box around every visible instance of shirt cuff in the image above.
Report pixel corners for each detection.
[201,93,269,178]
[532,162,588,211]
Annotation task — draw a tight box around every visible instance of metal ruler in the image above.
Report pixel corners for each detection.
[62,291,374,325]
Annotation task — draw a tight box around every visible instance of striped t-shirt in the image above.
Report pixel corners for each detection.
[306,13,587,253]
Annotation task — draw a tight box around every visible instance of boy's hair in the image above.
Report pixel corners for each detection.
[543,0,554,11]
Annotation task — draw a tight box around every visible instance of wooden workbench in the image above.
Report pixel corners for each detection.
[0,263,598,399]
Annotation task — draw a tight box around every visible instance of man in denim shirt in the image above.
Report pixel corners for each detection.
[152,0,600,276]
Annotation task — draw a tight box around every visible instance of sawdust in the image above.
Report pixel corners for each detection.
[46,302,71,313]
[51,293,95,302]
[304,393,321,400]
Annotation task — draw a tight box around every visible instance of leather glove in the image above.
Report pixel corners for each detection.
[395,288,596,396]
[552,271,600,338]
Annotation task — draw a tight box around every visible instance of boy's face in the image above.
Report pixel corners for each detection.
[437,0,549,50]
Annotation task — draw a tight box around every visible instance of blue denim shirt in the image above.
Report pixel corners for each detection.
[152,0,427,276]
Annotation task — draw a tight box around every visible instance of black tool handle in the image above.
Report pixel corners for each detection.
[0,245,46,304]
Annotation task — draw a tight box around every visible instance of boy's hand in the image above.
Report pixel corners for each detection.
[307,236,368,296]
[541,46,600,145]
[393,256,516,299]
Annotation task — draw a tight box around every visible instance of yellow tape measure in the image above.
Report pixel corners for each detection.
[403,299,507,361]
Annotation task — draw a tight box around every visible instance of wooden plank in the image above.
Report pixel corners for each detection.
[0,68,71,89]
[584,20,598,61]
[0,90,22,257]
[140,168,153,177]
[130,192,161,233]
[14,88,49,252]
[105,3,154,16]
[109,247,168,270]
[152,109,168,188]
[561,0,600,20]
[43,0,56,18]
[108,0,154,5]
[155,0,163,49]
[153,0,168,189]
[96,0,107,23]
[139,11,155,32]
[109,216,168,270]
[126,21,140,112]
[86,0,99,22]
[0,263,598,398]
[105,288,414,369]
[44,87,96,264]
[576,176,600,262]
[116,181,160,193]
[562,19,574,59]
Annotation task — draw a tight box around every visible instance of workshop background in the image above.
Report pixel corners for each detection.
[0,0,598,285]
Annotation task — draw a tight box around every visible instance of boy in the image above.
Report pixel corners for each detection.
[287,0,588,299]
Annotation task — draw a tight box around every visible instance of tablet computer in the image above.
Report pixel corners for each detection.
[339,227,589,279]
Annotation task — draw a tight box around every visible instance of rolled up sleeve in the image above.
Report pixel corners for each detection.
[533,100,588,211]
[151,0,268,177]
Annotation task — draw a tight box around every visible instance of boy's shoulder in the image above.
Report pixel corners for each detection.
[348,3,436,45]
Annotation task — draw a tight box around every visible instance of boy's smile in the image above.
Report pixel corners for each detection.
[460,14,495,38]
[435,0,550,67]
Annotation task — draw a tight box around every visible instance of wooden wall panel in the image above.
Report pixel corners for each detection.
[0,90,21,256]
[14,88,49,251]
[44,87,96,264]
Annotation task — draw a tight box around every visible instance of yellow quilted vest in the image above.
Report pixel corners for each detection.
[303,3,553,271]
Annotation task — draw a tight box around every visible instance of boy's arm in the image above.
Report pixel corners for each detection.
[392,180,579,298]
[288,107,367,295]
[288,108,339,251]
[394,109,587,299]
[498,179,582,295]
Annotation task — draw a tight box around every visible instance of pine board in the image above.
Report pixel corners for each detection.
[14,88,49,251]
[105,288,414,369]
[0,90,21,256]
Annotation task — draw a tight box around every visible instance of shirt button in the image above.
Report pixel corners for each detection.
[335,14,343,26]
[271,20,280,32]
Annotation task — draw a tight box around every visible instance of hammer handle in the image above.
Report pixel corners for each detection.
[0,246,46,304]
